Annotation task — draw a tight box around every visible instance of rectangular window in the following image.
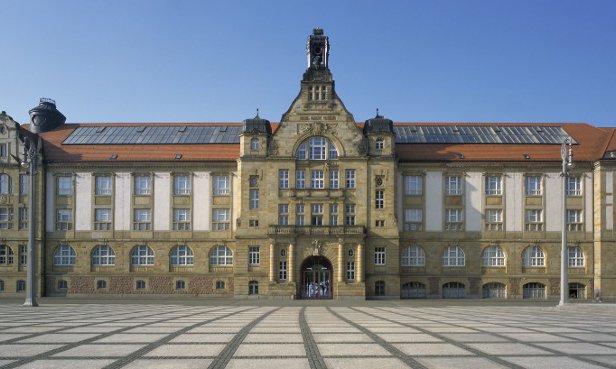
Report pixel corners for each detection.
[525,209,543,231]
[567,209,583,231]
[95,176,112,195]
[566,177,582,196]
[345,169,356,189]
[0,143,6,157]
[311,203,323,226]
[173,208,191,230]
[404,175,423,195]
[374,247,386,265]
[344,204,355,226]
[213,175,230,195]
[445,208,463,231]
[485,209,503,231]
[19,175,28,196]
[329,204,338,226]
[0,207,14,229]
[525,176,542,196]
[94,208,112,230]
[346,261,355,281]
[329,170,339,189]
[249,189,259,209]
[278,204,289,225]
[249,219,259,227]
[279,261,287,281]
[133,208,152,230]
[279,169,289,189]
[311,170,324,189]
[375,190,384,209]
[445,176,462,195]
[249,246,260,265]
[57,176,73,196]
[174,175,190,195]
[134,175,151,195]
[56,209,73,230]
[19,207,27,230]
[296,170,306,189]
[485,176,502,195]
[375,220,385,227]
[212,208,230,230]
[404,208,423,231]
[19,245,27,265]
[296,204,305,225]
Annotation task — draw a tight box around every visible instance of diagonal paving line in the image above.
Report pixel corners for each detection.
[374,306,616,369]
[326,306,430,369]
[344,306,527,369]
[206,307,280,369]
[0,305,242,369]
[0,305,189,344]
[299,306,327,369]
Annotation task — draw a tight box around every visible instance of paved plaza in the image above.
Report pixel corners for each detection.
[0,300,615,369]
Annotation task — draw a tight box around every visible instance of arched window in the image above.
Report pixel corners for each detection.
[131,245,154,265]
[401,282,426,299]
[401,245,425,266]
[176,280,186,290]
[482,245,505,267]
[248,280,259,295]
[482,282,506,298]
[296,136,338,160]
[54,245,76,265]
[170,245,194,266]
[522,245,545,267]
[523,282,545,299]
[250,138,260,150]
[442,282,465,298]
[96,280,107,289]
[92,245,115,266]
[0,174,10,194]
[210,245,233,266]
[0,245,14,265]
[568,246,584,267]
[442,246,465,266]
[375,137,384,150]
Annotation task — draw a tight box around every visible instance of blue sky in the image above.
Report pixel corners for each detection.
[1,0,615,126]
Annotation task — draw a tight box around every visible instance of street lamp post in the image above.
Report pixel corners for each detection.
[560,137,574,306]
[22,137,38,307]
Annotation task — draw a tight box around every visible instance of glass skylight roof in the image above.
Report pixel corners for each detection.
[62,125,574,145]
[393,125,574,144]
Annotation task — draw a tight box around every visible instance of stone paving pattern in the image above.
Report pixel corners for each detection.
[0,301,615,369]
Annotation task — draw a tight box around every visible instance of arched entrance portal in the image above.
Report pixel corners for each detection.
[301,256,333,299]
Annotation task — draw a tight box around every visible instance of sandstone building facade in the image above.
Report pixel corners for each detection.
[1,29,615,300]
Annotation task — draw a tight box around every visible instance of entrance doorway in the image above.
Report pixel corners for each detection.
[301,256,333,299]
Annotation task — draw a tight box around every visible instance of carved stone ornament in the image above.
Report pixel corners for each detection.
[268,140,278,155]
[312,240,324,256]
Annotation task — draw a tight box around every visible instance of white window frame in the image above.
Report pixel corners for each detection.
[134,175,151,195]
[279,169,289,189]
[567,209,583,231]
[92,245,115,266]
[481,245,505,267]
[173,208,191,231]
[57,175,73,196]
[278,204,289,225]
[404,208,423,231]
[296,170,306,189]
[345,169,356,189]
[445,175,462,195]
[344,204,355,226]
[311,170,324,189]
[566,176,582,196]
[374,247,386,265]
[170,245,194,266]
[210,245,233,266]
[131,245,154,265]
[522,245,545,267]
[94,208,112,230]
[329,170,339,189]
[212,208,230,230]
[442,246,465,267]
[401,245,425,267]
[404,175,423,195]
[56,209,73,231]
[249,189,259,209]
[568,246,584,267]
[174,175,191,196]
[133,208,152,230]
[485,175,502,195]
[248,246,260,265]
[54,244,76,266]
[525,176,542,196]
[95,176,112,196]
[213,175,230,195]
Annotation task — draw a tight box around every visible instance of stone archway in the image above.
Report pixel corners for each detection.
[300,256,333,299]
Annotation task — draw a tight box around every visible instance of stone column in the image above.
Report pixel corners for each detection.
[338,243,344,282]
[288,243,294,283]
[269,243,275,283]
[357,243,363,283]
